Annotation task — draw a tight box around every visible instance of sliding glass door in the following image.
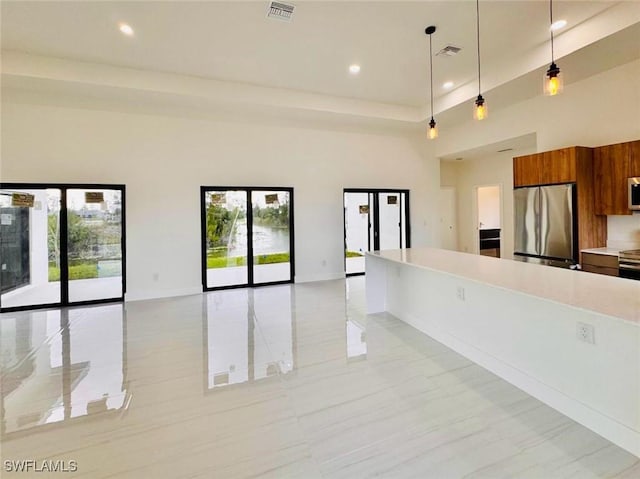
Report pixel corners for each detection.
[344,192,371,275]
[251,190,292,285]
[1,188,62,309]
[202,190,249,288]
[0,184,126,312]
[343,189,410,275]
[378,192,406,250]
[201,187,294,290]
[66,188,124,303]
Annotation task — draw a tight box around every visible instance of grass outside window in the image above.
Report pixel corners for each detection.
[206,252,290,269]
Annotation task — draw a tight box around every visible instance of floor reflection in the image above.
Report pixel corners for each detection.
[345,278,367,360]
[204,287,295,390]
[346,319,367,360]
[0,304,129,436]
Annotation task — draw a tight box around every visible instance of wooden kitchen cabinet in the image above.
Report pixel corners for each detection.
[629,140,640,177]
[593,140,640,215]
[581,252,619,277]
[513,153,543,186]
[513,147,585,187]
[541,148,578,185]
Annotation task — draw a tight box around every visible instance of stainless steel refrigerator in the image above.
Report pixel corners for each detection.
[513,184,577,268]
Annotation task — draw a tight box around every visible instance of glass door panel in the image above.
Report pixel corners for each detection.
[343,189,410,275]
[378,192,401,250]
[1,188,61,309]
[344,192,369,274]
[67,189,123,303]
[204,190,248,288]
[251,190,292,284]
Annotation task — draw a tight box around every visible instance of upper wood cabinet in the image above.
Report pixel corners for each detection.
[593,140,640,215]
[513,154,543,186]
[630,140,640,177]
[513,147,587,187]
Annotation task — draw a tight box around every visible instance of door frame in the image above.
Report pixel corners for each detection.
[200,186,295,291]
[473,183,503,255]
[0,182,127,313]
[343,188,411,276]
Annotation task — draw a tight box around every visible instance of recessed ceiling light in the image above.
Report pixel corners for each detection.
[550,19,567,31]
[349,64,361,74]
[442,81,454,89]
[119,23,134,36]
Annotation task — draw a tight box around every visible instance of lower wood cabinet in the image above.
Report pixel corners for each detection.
[581,252,619,277]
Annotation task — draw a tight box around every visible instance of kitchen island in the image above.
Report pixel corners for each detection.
[366,248,639,458]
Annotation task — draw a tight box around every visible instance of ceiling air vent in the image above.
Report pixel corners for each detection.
[267,1,295,22]
[436,45,462,57]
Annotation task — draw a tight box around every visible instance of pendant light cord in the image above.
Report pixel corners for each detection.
[550,0,555,62]
[476,0,481,95]
[429,33,434,119]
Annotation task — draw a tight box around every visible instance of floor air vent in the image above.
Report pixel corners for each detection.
[436,45,462,57]
[267,2,295,22]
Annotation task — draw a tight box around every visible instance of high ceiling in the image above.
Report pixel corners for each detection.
[2,1,639,123]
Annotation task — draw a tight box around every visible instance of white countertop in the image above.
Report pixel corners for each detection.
[368,248,640,324]
[581,247,621,257]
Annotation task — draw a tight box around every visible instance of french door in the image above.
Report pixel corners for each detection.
[0,184,126,312]
[343,189,410,275]
[200,187,294,290]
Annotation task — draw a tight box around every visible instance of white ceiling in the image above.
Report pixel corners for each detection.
[2,0,636,111]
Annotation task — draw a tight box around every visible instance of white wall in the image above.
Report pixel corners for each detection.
[446,153,520,257]
[436,60,640,158]
[608,215,640,250]
[1,101,439,300]
[436,59,640,257]
[439,161,458,187]
[477,185,501,230]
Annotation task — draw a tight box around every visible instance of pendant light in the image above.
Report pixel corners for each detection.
[544,0,563,95]
[425,25,438,140]
[473,0,487,120]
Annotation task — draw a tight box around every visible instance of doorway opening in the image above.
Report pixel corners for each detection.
[475,185,502,257]
[200,187,294,290]
[343,189,410,276]
[0,183,126,312]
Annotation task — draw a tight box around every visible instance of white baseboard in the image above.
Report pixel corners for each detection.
[125,286,202,302]
[123,274,350,301]
[295,272,346,283]
[400,311,640,459]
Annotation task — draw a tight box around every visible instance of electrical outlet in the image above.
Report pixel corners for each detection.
[576,322,595,344]
[456,286,465,301]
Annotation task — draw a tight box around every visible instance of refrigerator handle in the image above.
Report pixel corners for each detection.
[535,187,541,256]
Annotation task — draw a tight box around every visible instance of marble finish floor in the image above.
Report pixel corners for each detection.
[1,278,638,478]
